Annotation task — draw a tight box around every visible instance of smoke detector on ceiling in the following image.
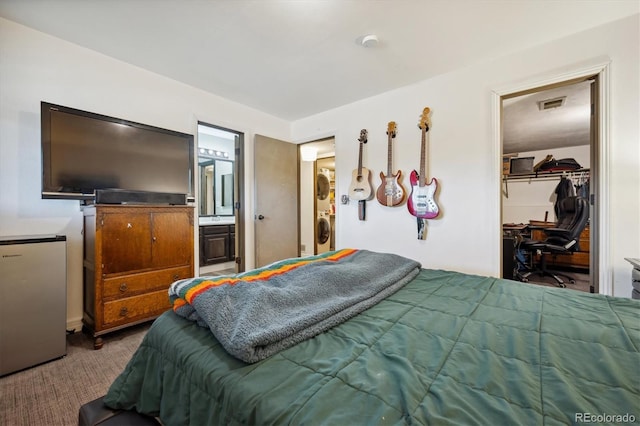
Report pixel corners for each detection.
[360,34,379,48]
[538,96,566,110]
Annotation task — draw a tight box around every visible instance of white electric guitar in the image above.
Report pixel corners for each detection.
[407,107,439,219]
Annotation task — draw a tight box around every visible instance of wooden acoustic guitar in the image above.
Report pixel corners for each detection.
[407,107,439,219]
[348,129,373,201]
[376,121,406,206]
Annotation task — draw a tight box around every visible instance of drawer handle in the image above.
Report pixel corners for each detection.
[119,283,128,292]
[173,274,180,281]
[119,307,128,317]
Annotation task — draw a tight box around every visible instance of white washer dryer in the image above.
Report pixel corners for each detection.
[316,213,331,253]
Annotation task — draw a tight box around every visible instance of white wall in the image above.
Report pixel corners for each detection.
[502,145,590,224]
[0,18,289,330]
[292,14,639,298]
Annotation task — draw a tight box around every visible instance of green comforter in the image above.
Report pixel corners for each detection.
[105,269,639,425]
[169,249,420,363]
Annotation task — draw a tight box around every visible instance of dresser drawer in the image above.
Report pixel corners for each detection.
[102,266,192,300]
[102,289,171,327]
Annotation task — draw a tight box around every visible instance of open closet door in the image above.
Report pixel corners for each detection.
[254,134,299,267]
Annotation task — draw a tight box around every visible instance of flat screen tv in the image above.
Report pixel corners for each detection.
[41,102,194,201]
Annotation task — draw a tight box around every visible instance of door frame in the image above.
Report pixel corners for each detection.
[492,61,611,295]
[196,122,245,273]
[298,138,336,256]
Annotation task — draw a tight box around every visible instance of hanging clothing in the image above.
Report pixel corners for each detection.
[576,178,590,199]
[554,177,575,218]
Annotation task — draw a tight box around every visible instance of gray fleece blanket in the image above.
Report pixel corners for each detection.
[169,249,421,363]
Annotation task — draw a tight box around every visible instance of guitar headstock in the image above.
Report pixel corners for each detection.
[358,129,368,144]
[387,121,397,138]
[418,107,431,131]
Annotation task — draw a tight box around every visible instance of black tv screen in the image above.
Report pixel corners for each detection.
[41,102,194,201]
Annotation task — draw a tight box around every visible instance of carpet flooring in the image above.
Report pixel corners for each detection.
[0,323,150,426]
[518,269,592,293]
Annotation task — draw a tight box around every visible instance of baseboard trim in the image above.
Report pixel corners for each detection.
[66,317,83,334]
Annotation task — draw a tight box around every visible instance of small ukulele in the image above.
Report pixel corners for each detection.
[408,107,439,238]
[348,129,373,201]
[376,121,406,206]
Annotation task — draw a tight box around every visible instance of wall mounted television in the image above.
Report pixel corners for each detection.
[41,102,194,202]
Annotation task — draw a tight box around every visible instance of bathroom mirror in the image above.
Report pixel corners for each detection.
[199,158,234,216]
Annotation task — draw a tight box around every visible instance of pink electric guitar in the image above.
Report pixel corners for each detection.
[407,107,439,219]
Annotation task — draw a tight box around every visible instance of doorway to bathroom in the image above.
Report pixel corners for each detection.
[197,122,244,276]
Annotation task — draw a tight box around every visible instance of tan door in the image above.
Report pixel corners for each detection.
[254,135,299,267]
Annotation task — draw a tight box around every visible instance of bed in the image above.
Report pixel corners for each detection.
[104,249,639,425]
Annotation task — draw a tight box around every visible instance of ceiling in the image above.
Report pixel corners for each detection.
[503,80,592,154]
[0,2,635,156]
[1,0,637,126]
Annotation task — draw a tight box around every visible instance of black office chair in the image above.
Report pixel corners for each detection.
[518,196,589,288]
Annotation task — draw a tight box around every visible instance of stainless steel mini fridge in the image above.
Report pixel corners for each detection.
[0,235,67,376]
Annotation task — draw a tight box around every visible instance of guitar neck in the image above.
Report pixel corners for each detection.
[357,142,364,177]
[419,128,427,187]
[387,135,393,175]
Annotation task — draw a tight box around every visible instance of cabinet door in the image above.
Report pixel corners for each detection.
[229,231,235,261]
[151,211,192,268]
[102,213,152,274]
[203,233,229,264]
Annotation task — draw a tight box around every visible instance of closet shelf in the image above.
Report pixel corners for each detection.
[503,168,590,182]
[502,168,589,199]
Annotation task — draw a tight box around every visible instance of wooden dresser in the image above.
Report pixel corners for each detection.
[83,204,194,349]
[531,225,590,270]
